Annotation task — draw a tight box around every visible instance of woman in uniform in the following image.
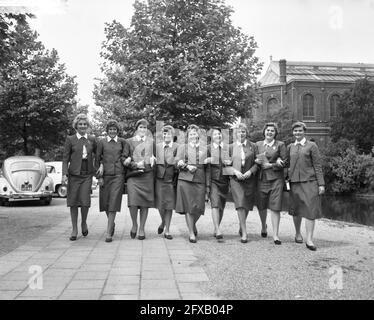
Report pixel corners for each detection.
[62,114,97,241]
[287,121,325,251]
[96,120,132,242]
[228,123,258,243]
[155,125,179,240]
[175,124,209,243]
[126,119,155,240]
[205,127,231,240]
[255,122,287,245]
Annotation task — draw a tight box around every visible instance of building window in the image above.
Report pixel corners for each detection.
[330,94,339,118]
[302,94,315,120]
[267,98,280,113]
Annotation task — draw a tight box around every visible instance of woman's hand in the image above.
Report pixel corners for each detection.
[262,163,273,170]
[150,155,157,167]
[318,186,325,195]
[61,175,68,185]
[137,160,145,169]
[123,157,132,166]
[234,170,244,180]
[187,165,197,173]
[223,159,232,166]
[96,164,104,177]
[177,160,185,168]
[203,157,212,165]
[276,158,284,167]
[243,170,252,179]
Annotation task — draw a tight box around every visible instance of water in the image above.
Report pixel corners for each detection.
[282,193,374,227]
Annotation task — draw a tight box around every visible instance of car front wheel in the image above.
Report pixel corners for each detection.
[56,184,67,198]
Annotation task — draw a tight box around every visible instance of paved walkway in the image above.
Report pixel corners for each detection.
[0,196,216,300]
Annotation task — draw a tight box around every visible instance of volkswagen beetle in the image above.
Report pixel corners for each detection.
[0,156,53,206]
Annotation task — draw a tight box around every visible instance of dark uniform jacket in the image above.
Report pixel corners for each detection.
[95,137,131,176]
[155,142,179,183]
[256,140,287,181]
[227,140,259,177]
[175,143,208,184]
[287,140,325,186]
[62,134,97,176]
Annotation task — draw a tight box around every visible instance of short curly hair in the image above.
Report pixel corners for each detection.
[186,124,200,136]
[72,113,91,130]
[262,122,279,138]
[233,123,249,138]
[135,118,149,130]
[106,119,121,134]
[292,121,307,132]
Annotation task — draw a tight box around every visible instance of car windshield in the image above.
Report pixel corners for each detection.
[10,161,41,172]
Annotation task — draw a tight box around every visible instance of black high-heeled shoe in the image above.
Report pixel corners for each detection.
[105,237,112,243]
[295,237,303,244]
[137,234,146,240]
[189,237,197,243]
[216,234,223,240]
[306,243,317,251]
[82,229,88,237]
[157,225,164,234]
[261,224,267,238]
[274,239,282,245]
[164,234,173,240]
[130,230,137,239]
[69,235,77,241]
[240,238,248,244]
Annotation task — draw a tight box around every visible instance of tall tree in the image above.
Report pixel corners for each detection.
[330,77,374,154]
[94,0,262,133]
[0,14,77,157]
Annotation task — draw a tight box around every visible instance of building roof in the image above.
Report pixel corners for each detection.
[259,60,374,86]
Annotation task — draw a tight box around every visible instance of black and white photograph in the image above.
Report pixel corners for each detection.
[0,0,373,304]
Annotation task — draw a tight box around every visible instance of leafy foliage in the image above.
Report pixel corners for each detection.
[94,0,262,134]
[321,140,374,194]
[330,77,374,154]
[0,14,78,158]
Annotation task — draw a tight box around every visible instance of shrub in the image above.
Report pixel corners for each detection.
[322,143,374,194]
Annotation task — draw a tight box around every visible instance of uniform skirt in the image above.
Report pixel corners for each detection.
[210,179,229,210]
[176,180,205,216]
[155,178,176,211]
[289,180,322,220]
[229,177,256,211]
[67,174,92,207]
[99,174,124,212]
[257,178,284,211]
[127,170,155,208]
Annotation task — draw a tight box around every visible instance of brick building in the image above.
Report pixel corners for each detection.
[257,59,374,146]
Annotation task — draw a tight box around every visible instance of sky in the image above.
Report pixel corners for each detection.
[3,0,374,108]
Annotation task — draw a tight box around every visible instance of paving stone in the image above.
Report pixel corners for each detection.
[67,279,106,289]
[175,273,209,282]
[101,295,138,300]
[0,279,31,291]
[0,291,21,300]
[73,271,109,280]
[141,279,178,289]
[140,288,180,300]
[103,284,139,295]
[59,289,102,300]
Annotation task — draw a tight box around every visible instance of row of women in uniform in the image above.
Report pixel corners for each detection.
[62,114,325,251]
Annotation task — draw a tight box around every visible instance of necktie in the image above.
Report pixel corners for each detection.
[164,144,169,165]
